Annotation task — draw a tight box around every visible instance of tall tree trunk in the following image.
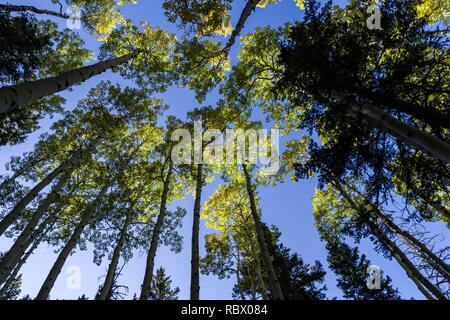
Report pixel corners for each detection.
[334,182,447,300]
[340,180,450,280]
[242,164,283,300]
[393,255,435,300]
[0,144,93,237]
[247,265,257,300]
[423,29,450,37]
[0,218,55,297]
[35,179,114,300]
[360,90,450,130]
[224,0,261,53]
[0,165,61,236]
[251,241,268,300]
[370,207,450,282]
[0,154,43,191]
[0,52,139,114]
[345,101,450,163]
[0,163,67,236]
[0,4,70,19]
[0,168,75,285]
[97,210,132,300]
[240,217,268,300]
[235,250,245,300]
[367,219,447,300]
[190,164,203,300]
[140,163,173,300]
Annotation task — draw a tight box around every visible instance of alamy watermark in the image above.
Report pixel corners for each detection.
[66,265,81,290]
[366,265,381,290]
[171,121,280,175]
[66,5,81,30]
[367,3,382,30]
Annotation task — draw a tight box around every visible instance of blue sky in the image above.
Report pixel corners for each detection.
[0,0,448,300]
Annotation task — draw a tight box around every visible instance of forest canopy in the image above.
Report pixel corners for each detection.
[0,0,448,301]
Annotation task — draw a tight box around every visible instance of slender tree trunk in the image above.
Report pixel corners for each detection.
[97,211,132,300]
[247,265,257,300]
[334,182,447,300]
[0,52,139,114]
[35,179,114,300]
[340,180,450,280]
[235,250,245,300]
[345,101,450,163]
[140,163,173,300]
[370,207,450,282]
[396,259,435,300]
[242,164,283,300]
[0,144,94,237]
[0,168,75,285]
[0,218,55,297]
[0,164,62,236]
[224,0,261,52]
[0,155,42,191]
[251,243,268,300]
[0,4,70,19]
[422,29,450,37]
[0,164,64,237]
[241,219,268,300]
[190,164,203,300]
[367,219,447,300]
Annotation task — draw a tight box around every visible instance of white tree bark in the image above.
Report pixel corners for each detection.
[0,171,72,285]
[0,52,138,114]
[35,179,114,300]
[345,101,450,163]
[242,164,283,300]
[0,165,64,236]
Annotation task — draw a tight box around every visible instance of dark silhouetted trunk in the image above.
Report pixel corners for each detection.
[334,182,447,300]
[97,210,132,300]
[0,218,55,297]
[0,4,69,19]
[224,1,261,53]
[190,164,203,300]
[140,162,173,300]
[0,154,43,192]
[0,169,74,285]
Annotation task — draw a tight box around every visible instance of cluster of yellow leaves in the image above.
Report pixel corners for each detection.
[257,0,304,9]
[202,182,255,232]
[416,0,450,25]
[312,185,356,241]
[196,5,233,37]
[163,0,233,37]
[176,38,230,102]
[64,0,137,41]
[283,136,311,179]
[390,158,450,226]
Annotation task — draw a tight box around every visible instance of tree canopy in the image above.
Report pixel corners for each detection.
[0,0,448,301]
